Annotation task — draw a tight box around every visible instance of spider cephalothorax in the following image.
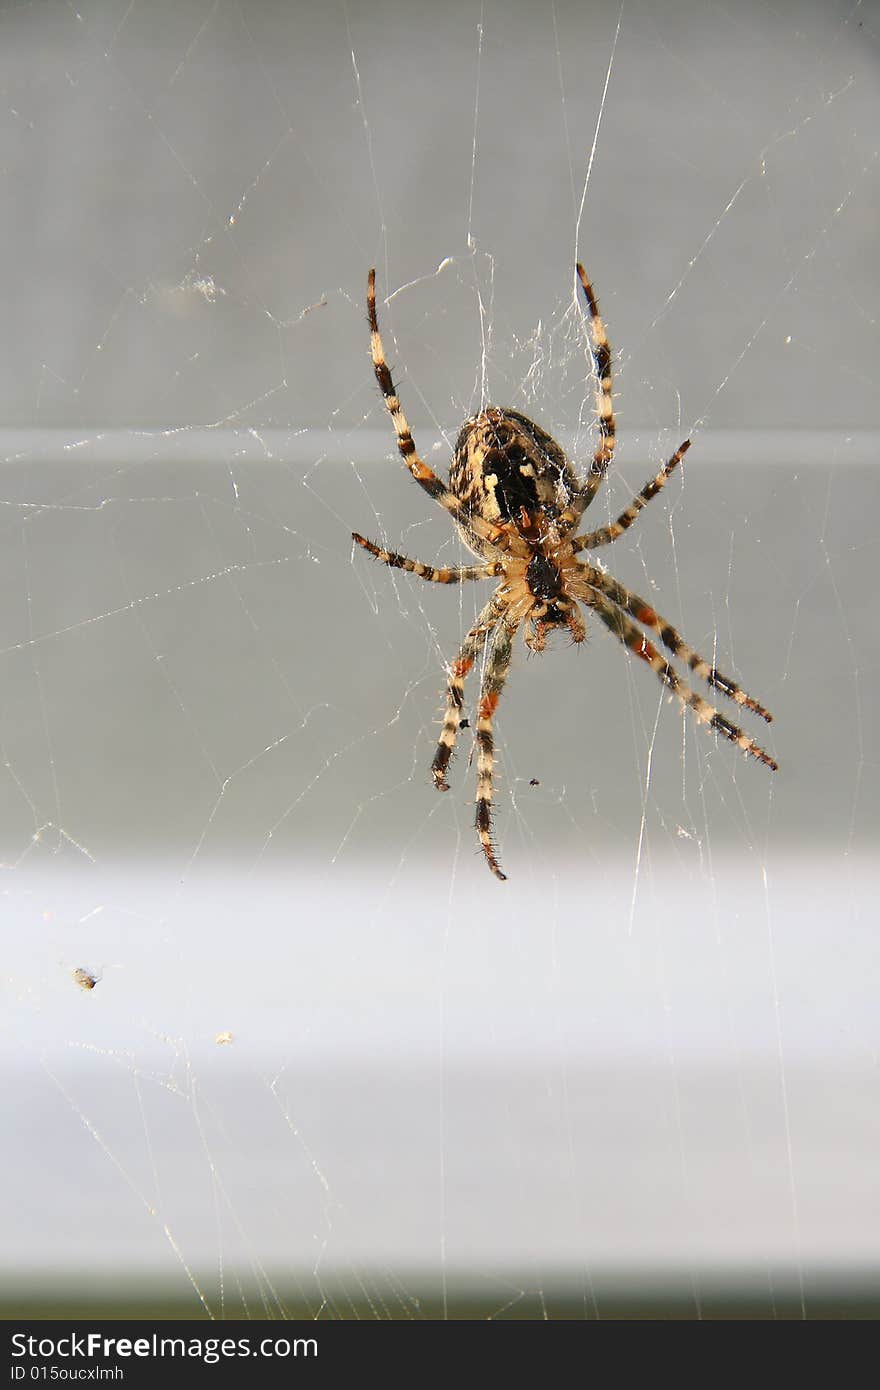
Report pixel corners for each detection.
[353,266,777,880]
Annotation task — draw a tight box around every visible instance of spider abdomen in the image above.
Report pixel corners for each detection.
[450,407,580,529]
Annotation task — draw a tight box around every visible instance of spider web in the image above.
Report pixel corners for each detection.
[2,0,878,1321]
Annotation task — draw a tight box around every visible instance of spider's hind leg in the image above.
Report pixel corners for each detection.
[366,270,503,551]
[569,263,616,522]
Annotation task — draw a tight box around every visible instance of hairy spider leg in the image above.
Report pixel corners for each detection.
[367,270,505,553]
[352,532,502,584]
[569,263,616,522]
[582,589,778,770]
[474,621,516,880]
[573,439,691,551]
[355,263,778,881]
[577,562,773,721]
[432,596,504,792]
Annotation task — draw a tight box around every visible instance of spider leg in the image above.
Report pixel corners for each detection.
[567,264,616,524]
[353,532,502,583]
[367,270,504,551]
[578,563,773,721]
[581,589,778,770]
[474,621,515,881]
[572,440,691,552]
[432,595,503,791]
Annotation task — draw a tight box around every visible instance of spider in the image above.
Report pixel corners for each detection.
[353,266,777,880]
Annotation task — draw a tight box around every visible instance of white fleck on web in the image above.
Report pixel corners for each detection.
[1,0,878,1321]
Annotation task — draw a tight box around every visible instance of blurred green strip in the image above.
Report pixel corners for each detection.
[4,1277,879,1321]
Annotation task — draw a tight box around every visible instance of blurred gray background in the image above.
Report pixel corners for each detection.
[1,0,878,1316]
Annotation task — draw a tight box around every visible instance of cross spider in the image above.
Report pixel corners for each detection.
[353,266,777,880]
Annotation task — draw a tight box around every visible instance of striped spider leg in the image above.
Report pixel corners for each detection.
[428,599,515,881]
[365,268,512,558]
[576,587,778,770]
[565,263,617,526]
[351,533,502,586]
[576,562,773,723]
[353,265,777,880]
[572,439,692,551]
[472,619,516,881]
[430,593,506,793]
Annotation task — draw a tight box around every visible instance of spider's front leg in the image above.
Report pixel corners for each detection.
[431,596,503,791]
[474,621,515,881]
[583,589,778,771]
[580,561,773,721]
